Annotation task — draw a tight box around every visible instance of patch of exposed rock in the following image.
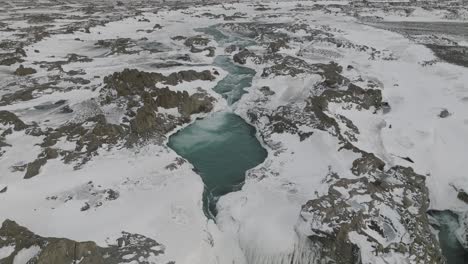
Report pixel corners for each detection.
[14,65,37,76]
[183,35,211,47]
[0,219,169,264]
[300,166,445,263]
[10,67,217,177]
[426,45,468,68]
[0,111,30,155]
[95,38,167,55]
[46,181,119,211]
[219,22,291,43]
[0,48,26,66]
[24,148,59,179]
[239,47,442,262]
[102,69,215,139]
[0,111,28,131]
[103,68,215,96]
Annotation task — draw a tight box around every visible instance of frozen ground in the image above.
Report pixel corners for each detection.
[0,0,468,263]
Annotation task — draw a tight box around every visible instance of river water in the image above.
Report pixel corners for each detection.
[168,52,266,218]
[430,211,468,264]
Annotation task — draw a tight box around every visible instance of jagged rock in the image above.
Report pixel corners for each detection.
[190,45,215,57]
[76,115,125,152]
[14,65,37,76]
[267,39,289,53]
[259,86,275,96]
[153,87,213,116]
[130,104,161,136]
[0,88,35,106]
[219,22,289,41]
[317,83,382,110]
[37,114,126,169]
[80,202,90,211]
[457,191,468,204]
[381,101,391,114]
[176,54,191,61]
[184,35,210,47]
[260,56,324,77]
[317,62,346,87]
[60,105,74,113]
[426,45,468,68]
[439,109,450,118]
[24,158,48,179]
[23,148,58,179]
[33,100,67,111]
[27,14,56,24]
[0,55,24,66]
[66,53,93,63]
[105,189,119,200]
[150,61,184,68]
[164,70,215,85]
[300,166,445,263]
[0,219,166,264]
[95,38,137,55]
[351,152,385,176]
[233,49,257,65]
[103,68,215,97]
[171,35,187,41]
[0,111,28,131]
[225,44,237,54]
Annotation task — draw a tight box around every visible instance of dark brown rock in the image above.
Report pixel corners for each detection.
[0,111,28,131]
[0,219,166,264]
[14,65,37,76]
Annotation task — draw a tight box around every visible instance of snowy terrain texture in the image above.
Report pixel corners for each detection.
[0,0,468,264]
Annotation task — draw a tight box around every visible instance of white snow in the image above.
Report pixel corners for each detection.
[13,246,41,264]
[1,1,468,263]
[0,245,15,259]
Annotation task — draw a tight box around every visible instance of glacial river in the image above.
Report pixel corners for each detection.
[168,55,266,218]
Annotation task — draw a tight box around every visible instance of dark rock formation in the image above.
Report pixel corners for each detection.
[0,219,167,264]
[190,45,215,57]
[233,49,259,65]
[0,111,28,131]
[24,148,59,179]
[95,38,138,55]
[439,109,450,118]
[14,65,37,76]
[184,35,210,47]
[426,45,468,68]
[267,39,289,53]
[458,191,468,204]
[300,166,445,263]
[103,68,215,97]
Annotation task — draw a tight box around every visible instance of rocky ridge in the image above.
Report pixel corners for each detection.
[219,20,448,263]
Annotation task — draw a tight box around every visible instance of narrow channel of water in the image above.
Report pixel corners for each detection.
[168,51,266,217]
[430,210,468,264]
[213,56,256,105]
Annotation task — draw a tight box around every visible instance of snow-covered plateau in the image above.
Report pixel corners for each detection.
[0,0,467,263]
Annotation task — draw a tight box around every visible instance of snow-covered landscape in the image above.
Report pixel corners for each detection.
[0,0,468,263]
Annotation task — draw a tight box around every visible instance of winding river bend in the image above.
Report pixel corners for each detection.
[168,55,267,218]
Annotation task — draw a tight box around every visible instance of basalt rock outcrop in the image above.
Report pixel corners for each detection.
[233,36,442,261]
[0,111,28,131]
[300,165,445,264]
[10,67,217,177]
[0,219,169,264]
[14,65,37,76]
